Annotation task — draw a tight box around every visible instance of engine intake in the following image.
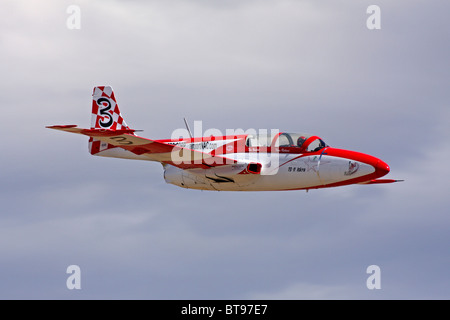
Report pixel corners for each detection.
[247,162,262,174]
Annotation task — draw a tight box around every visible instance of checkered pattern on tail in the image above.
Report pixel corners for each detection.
[89,86,131,155]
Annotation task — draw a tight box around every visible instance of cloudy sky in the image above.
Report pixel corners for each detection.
[1,0,449,299]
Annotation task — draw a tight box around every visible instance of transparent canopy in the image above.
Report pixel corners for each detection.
[246,132,328,152]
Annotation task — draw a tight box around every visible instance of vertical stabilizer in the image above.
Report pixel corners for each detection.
[88,86,131,155]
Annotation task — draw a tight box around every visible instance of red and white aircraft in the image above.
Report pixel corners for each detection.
[47,86,401,191]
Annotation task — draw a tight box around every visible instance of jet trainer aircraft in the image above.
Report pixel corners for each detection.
[47,86,401,191]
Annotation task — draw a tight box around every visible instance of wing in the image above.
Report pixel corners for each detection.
[46,125,238,169]
[358,179,404,184]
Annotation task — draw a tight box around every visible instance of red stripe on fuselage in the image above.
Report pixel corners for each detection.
[284,147,390,190]
[325,148,390,178]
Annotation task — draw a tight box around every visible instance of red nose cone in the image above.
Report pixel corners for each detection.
[376,160,390,177]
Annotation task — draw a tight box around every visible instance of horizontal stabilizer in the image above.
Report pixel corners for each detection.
[46,125,237,169]
[46,125,137,136]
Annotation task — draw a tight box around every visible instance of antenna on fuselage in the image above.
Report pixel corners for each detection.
[184,117,193,138]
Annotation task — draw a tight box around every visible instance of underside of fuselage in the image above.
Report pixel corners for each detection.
[163,149,390,191]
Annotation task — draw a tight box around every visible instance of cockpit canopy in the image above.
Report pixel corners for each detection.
[246,132,328,152]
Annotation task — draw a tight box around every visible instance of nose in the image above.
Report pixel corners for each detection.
[375,159,390,177]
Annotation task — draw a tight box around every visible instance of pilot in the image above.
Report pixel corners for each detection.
[297,136,306,147]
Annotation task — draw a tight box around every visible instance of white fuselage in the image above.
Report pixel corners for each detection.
[163,151,377,191]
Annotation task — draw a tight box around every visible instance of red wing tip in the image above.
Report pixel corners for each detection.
[360,179,404,184]
[80,128,137,136]
[46,125,78,129]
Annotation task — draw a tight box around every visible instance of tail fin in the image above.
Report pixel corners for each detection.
[89,86,132,155]
[91,86,130,130]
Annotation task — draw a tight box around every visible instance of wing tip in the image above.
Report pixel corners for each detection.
[46,125,78,129]
[359,179,404,185]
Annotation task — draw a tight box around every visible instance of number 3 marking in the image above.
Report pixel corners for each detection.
[97,98,113,128]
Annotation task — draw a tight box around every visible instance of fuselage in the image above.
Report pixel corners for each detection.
[161,133,390,191]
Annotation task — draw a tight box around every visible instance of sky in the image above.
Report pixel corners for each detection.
[0,0,449,299]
